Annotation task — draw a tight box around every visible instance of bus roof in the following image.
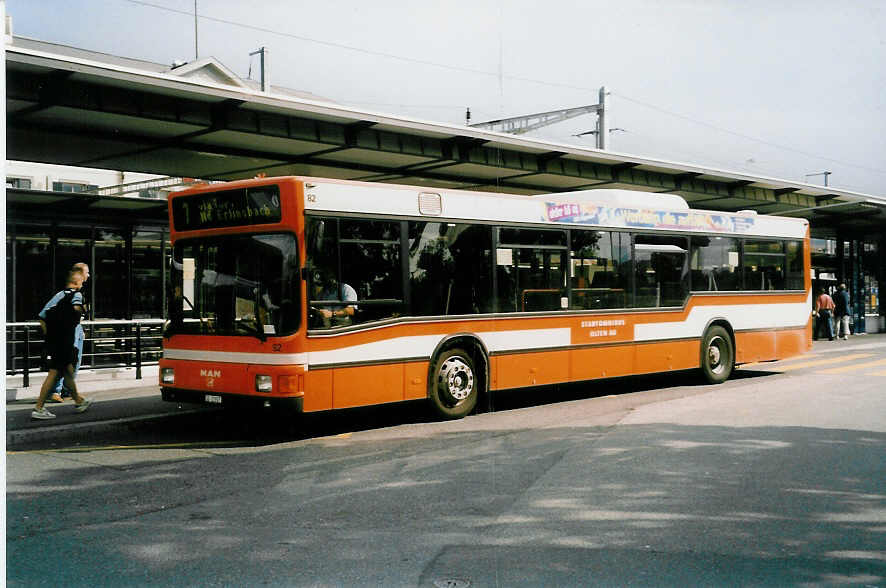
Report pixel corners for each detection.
[299,176,808,239]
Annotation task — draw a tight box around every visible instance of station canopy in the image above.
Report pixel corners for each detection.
[6,36,886,237]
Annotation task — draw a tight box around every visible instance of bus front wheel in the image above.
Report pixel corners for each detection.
[700,326,734,384]
[429,348,478,419]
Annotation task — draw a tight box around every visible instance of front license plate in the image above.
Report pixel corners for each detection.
[205,394,222,404]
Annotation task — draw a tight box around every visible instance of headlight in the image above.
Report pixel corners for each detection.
[161,368,175,385]
[255,374,273,393]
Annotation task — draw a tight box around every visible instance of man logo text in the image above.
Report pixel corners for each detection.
[200,369,221,378]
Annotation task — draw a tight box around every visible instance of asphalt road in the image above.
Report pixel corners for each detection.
[6,341,886,586]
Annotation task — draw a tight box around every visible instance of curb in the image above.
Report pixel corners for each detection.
[6,366,159,402]
[6,407,212,448]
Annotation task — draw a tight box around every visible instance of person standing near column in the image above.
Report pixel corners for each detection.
[814,287,836,341]
[833,283,851,340]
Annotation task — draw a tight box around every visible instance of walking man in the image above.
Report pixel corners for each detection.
[40,262,91,403]
[32,268,92,419]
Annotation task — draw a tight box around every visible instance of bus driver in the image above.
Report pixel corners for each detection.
[310,271,357,327]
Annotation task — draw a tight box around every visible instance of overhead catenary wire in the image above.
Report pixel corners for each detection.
[120,0,885,183]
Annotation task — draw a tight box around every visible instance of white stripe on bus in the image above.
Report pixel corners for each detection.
[165,301,810,368]
[163,349,308,365]
[634,301,810,341]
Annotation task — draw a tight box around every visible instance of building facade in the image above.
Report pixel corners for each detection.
[6,162,172,323]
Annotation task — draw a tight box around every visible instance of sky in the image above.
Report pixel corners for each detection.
[6,0,886,196]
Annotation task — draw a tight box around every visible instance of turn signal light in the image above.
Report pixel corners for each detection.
[278,375,299,394]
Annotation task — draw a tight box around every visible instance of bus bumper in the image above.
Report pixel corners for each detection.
[161,386,304,412]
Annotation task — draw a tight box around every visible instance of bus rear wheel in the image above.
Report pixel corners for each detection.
[429,348,478,419]
[700,326,734,384]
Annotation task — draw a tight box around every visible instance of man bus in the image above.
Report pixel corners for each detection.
[160,176,811,419]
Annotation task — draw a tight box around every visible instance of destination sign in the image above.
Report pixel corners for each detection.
[172,186,282,231]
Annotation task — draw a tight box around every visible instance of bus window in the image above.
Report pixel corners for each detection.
[634,235,689,307]
[786,240,804,289]
[570,230,630,309]
[408,222,493,316]
[167,233,299,337]
[690,236,741,291]
[496,228,567,312]
[306,217,403,329]
[743,240,785,290]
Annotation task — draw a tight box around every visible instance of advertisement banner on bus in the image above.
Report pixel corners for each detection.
[544,202,756,233]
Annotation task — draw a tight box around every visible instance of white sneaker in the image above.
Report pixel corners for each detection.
[31,407,57,420]
[74,398,92,413]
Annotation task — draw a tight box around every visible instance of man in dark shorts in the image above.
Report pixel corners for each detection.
[40,262,91,402]
[31,269,93,420]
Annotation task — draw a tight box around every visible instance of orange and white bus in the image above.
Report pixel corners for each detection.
[160,176,811,419]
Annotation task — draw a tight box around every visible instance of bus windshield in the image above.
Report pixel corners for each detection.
[168,233,300,338]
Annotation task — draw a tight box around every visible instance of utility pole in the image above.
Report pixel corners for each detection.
[194,0,198,60]
[596,86,609,150]
[250,47,270,92]
[805,171,832,187]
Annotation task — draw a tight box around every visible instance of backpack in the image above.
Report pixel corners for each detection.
[43,289,82,336]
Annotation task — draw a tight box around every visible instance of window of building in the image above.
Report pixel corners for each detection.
[6,177,32,189]
[52,181,98,193]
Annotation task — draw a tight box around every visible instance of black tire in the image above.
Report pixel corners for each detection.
[429,348,479,419]
[700,325,734,384]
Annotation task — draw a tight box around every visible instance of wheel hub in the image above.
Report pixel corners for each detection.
[708,337,724,373]
[439,357,474,402]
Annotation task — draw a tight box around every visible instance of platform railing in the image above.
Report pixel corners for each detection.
[6,319,165,387]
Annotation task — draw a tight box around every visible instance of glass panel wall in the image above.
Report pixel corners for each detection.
[13,226,52,321]
[55,226,92,315]
[94,229,128,319]
[132,229,164,319]
[6,233,13,321]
